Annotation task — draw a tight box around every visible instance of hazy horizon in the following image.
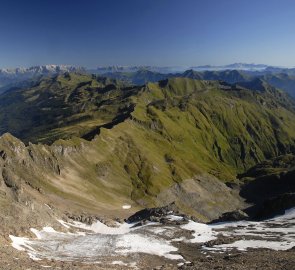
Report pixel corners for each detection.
[0,62,294,70]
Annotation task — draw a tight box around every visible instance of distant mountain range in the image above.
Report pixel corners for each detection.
[1,64,295,97]
[94,63,294,73]
[94,65,187,74]
[100,69,295,98]
[0,64,83,77]
[191,63,270,71]
[1,63,294,77]
[0,65,84,94]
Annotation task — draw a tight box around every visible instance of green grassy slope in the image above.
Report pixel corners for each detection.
[102,69,295,98]
[0,74,294,219]
[0,73,138,144]
[130,78,295,177]
[1,74,294,178]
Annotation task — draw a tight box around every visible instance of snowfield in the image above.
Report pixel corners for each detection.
[9,208,295,264]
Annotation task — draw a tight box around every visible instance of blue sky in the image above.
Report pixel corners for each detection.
[0,0,294,68]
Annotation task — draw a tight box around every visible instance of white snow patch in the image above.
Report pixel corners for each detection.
[30,227,58,239]
[205,207,295,251]
[112,260,128,266]
[179,208,295,251]
[66,220,133,234]
[9,208,295,262]
[116,234,183,260]
[9,235,25,251]
[9,235,34,251]
[181,221,217,243]
[270,207,295,220]
[208,239,294,251]
[9,221,183,262]
[42,227,56,233]
[122,205,131,209]
[58,218,136,235]
[167,215,184,221]
[57,219,70,229]
[44,204,51,210]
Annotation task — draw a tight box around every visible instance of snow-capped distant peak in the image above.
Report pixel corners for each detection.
[0,65,84,76]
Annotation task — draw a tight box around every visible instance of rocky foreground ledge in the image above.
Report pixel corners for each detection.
[3,204,295,270]
[0,131,294,269]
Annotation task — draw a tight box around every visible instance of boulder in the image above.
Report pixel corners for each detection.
[209,209,249,224]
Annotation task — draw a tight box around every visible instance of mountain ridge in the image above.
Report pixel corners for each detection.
[100,69,295,98]
[2,64,295,97]
[0,74,295,264]
[1,75,295,178]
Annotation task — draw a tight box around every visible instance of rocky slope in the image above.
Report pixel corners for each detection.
[237,154,295,218]
[0,74,294,222]
[0,73,295,269]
